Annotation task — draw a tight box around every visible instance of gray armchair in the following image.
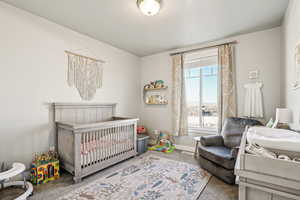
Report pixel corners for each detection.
[197,117,262,184]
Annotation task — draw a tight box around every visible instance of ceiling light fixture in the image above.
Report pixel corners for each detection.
[137,0,161,16]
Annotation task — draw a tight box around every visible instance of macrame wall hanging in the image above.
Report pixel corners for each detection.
[65,50,105,101]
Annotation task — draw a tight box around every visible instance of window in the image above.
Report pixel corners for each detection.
[184,49,219,133]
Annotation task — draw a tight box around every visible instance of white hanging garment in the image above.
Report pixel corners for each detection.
[244,82,263,118]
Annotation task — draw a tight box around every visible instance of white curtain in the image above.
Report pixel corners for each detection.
[218,44,237,132]
[171,54,188,136]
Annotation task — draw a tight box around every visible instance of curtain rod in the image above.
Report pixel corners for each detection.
[169,40,237,56]
[65,50,105,63]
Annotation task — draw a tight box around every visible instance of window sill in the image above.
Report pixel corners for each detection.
[188,128,217,135]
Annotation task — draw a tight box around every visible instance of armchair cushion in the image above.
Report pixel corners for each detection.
[198,145,236,170]
[200,135,224,146]
[198,155,236,184]
[221,117,263,148]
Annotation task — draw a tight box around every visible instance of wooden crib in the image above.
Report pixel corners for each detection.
[54,103,138,183]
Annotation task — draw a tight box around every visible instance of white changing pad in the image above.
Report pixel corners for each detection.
[247,127,300,153]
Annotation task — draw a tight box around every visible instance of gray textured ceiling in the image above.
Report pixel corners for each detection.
[2,0,289,56]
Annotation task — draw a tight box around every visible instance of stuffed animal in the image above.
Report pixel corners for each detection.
[137,126,146,134]
[155,80,164,88]
[150,81,156,88]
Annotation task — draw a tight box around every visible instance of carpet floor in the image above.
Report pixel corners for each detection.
[0,150,238,200]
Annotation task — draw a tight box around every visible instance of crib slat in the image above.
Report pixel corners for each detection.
[127,125,130,151]
[131,125,134,150]
[86,132,89,166]
[108,128,110,159]
[80,134,83,167]
[102,128,104,161]
[120,126,122,154]
[91,132,94,164]
[94,131,97,164]
[112,127,114,157]
[127,125,130,152]
[87,132,90,166]
[96,130,100,163]
[89,132,92,165]
[111,127,113,158]
[124,125,126,153]
[106,128,110,160]
[95,131,97,163]
[108,128,110,158]
[101,129,105,160]
[127,124,131,151]
[114,126,116,156]
[120,126,124,154]
[93,131,96,164]
[82,133,85,167]
[126,125,128,152]
[105,128,108,160]
[111,127,114,157]
[92,131,95,164]
[125,125,127,152]
[108,128,112,159]
[83,132,86,167]
[114,126,117,157]
[99,129,103,161]
[118,126,121,155]
[116,126,119,156]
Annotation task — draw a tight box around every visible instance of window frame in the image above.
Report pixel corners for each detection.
[184,49,219,134]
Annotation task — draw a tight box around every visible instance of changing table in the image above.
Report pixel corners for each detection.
[235,129,300,200]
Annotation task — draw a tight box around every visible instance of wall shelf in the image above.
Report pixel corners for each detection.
[145,102,168,105]
[143,84,168,105]
[144,86,168,91]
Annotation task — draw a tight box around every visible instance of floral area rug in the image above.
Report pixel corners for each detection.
[58,155,211,200]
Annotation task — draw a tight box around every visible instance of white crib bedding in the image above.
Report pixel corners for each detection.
[80,137,133,166]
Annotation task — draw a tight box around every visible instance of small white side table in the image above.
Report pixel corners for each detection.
[194,137,201,157]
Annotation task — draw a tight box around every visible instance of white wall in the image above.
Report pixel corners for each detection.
[0,2,140,167]
[282,0,300,131]
[0,0,285,167]
[140,27,282,134]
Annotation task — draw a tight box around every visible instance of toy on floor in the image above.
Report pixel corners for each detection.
[31,150,60,185]
[148,132,175,153]
[0,162,33,200]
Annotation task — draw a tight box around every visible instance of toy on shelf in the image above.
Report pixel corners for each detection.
[143,80,168,105]
[137,126,147,134]
[144,80,167,90]
[31,150,60,185]
[154,80,164,89]
[145,95,168,105]
[148,131,175,153]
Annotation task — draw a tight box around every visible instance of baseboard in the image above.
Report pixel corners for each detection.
[174,144,195,152]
